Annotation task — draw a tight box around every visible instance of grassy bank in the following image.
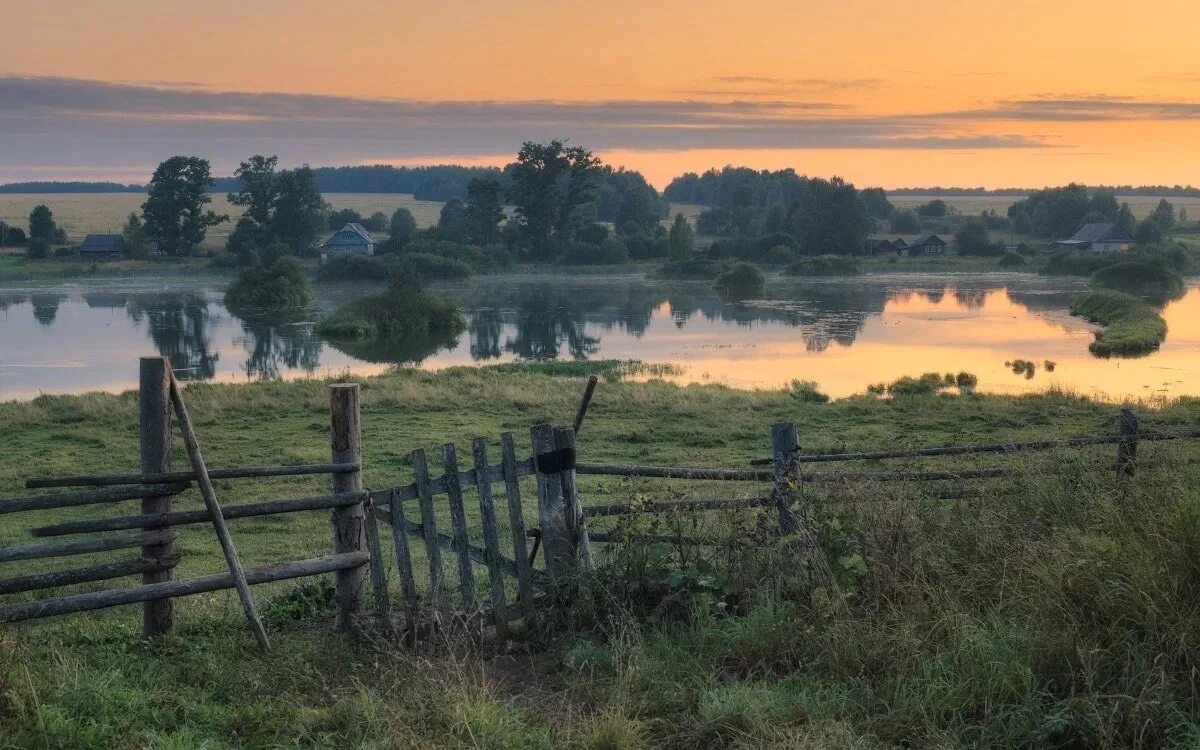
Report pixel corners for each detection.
[1070,289,1168,356]
[4,366,1200,746]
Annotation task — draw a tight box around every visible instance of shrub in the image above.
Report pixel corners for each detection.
[315,254,388,282]
[26,238,50,259]
[655,259,727,280]
[763,245,800,266]
[714,263,765,299]
[997,251,1026,268]
[1090,260,1184,300]
[783,255,863,277]
[53,246,74,259]
[560,237,629,265]
[954,371,979,388]
[208,251,240,269]
[788,380,829,403]
[224,257,314,313]
[886,372,947,396]
[395,252,472,281]
[317,272,465,341]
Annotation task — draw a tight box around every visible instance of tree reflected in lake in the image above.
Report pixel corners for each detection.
[236,315,322,380]
[125,292,221,380]
[31,293,65,326]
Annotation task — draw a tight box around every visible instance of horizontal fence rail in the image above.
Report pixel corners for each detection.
[25,463,360,489]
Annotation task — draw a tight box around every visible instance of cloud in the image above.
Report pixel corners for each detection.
[0,75,1056,181]
[939,95,1200,121]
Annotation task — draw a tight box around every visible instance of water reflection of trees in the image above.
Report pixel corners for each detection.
[30,293,65,326]
[235,315,322,380]
[125,293,221,380]
[323,329,459,364]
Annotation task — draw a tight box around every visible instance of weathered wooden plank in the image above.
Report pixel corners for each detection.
[0,552,369,624]
[576,464,773,481]
[772,422,804,536]
[554,426,591,567]
[472,438,508,638]
[0,555,178,595]
[532,423,573,577]
[139,356,175,638]
[370,458,536,506]
[26,463,360,489]
[573,374,599,435]
[0,530,176,563]
[501,432,534,611]
[28,492,367,537]
[363,500,390,619]
[170,373,269,650]
[0,483,188,515]
[330,384,367,633]
[412,449,443,600]
[374,512,525,580]
[385,488,419,618]
[442,443,476,608]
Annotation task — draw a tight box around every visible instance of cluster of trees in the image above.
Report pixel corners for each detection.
[223,155,327,264]
[1007,184,1182,244]
[214,165,506,201]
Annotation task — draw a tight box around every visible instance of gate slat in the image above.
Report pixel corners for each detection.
[473,438,509,637]
[386,488,419,617]
[412,450,443,600]
[501,432,533,611]
[442,444,476,608]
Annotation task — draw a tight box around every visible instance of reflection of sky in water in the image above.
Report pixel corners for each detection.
[0,276,1198,401]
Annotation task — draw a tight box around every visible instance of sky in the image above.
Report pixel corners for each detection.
[4,0,1200,189]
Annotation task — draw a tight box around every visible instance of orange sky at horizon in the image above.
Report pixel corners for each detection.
[5,0,1200,186]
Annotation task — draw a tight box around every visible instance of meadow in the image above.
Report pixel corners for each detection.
[3,364,1200,747]
[0,193,445,248]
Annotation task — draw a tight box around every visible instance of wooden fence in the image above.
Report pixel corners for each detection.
[3,359,1199,645]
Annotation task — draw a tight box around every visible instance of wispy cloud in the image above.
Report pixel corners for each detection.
[939,95,1200,121]
[0,75,1087,181]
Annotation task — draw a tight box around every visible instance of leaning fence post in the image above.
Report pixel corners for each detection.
[554,426,592,568]
[1117,408,1139,478]
[771,422,803,536]
[330,383,366,632]
[532,423,576,579]
[139,357,175,638]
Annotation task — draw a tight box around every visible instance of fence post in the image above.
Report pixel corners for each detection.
[554,426,592,568]
[330,383,366,632]
[532,423,576,579]
[140,357,175,638]
[1117,408,1139,478]
[771,422,803,536]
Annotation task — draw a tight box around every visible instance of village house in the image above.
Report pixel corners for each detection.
[901,234,948,257]
[319,223,376,258]
[1049,223,1133,254]
[78,234,124,261]
[865,238,900,255]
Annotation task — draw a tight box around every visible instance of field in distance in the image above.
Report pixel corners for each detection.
[891,194,1200,220]
[0,193,445,247]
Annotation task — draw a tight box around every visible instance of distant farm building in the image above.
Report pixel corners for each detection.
[865,238,900,255]
[319,223,376,258]
[1049,223,1133,254]
[79,234,124,261]
[901,234,948,257]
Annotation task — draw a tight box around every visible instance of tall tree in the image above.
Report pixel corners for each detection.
[464,178,505,245]
[389,207,417,245]
[667,213,695,261]
[121,212,147,259]
[507,140,601,259]
[28,204,57,242]
[142,156,226,256]
[270,165,327,253]
[1152,198,1176,235]
[227,155,278,226]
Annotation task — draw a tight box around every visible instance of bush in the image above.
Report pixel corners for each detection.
[53,246,74,259]
[208,251,241,269]
[763,245,800,266]
[1071,289,1168,357]
[560,237,628,265]
[404,239,489,270]
[26,238,50,259]
[714,263,765,299]
[655,259,727,280]
[788,380,829,403]
[998,251,1026,268]
[317,272,465,341]
[886,372,948,396]
[1090,260,1184,300]
[395,252,472,281]
[315,254,388,282]
[224,257,314,313]
[783,255,862,277]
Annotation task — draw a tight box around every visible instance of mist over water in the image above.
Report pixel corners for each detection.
[1,275,1197,402]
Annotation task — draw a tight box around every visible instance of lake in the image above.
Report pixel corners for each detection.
[1,274,1197,402]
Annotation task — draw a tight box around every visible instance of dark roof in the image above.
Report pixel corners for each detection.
[79,234,124,253]
[1065,223,1132,244]
[865,239,895,251]
[321,223,375,247]
[912,234,946,246]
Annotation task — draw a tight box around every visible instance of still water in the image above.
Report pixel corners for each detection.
[0,275,1197,401]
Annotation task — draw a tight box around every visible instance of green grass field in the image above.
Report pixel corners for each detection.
[4,364,1200,746]
[0,193,445,249]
